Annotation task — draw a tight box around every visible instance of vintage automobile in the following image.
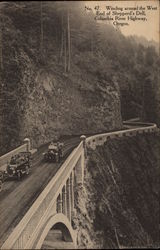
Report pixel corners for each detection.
[5,151,32,180]
[43,142,64,162]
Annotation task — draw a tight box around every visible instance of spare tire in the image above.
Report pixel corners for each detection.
[0,171,3,180]
[7,165,14,175]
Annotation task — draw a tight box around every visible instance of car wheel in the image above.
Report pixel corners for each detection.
[58,155,61,162]
[17,172,22,180]
[0,180,3,192]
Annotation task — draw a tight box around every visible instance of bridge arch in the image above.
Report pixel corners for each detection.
[34,213,77,249]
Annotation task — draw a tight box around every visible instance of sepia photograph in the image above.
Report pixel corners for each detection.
[0,0,159,249]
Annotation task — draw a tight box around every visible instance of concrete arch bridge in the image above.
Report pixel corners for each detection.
[1,121,157,249]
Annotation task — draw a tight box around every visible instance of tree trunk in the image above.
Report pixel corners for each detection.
[60,14,64,59]
[64,29,67,73]
[141,80,145,120]
[40,1,43,55]
[0,23,3,70]
[67,9,71,72]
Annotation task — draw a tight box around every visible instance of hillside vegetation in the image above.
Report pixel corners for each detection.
[0,1,159,154]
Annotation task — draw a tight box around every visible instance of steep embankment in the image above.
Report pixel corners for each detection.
[0,2,122,155]
[73,132,159,249]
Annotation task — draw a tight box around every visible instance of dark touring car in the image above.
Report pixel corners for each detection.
[0,151,32,191]
[43,142,64,163]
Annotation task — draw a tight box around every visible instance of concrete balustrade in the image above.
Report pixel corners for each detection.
[86,122,157,149]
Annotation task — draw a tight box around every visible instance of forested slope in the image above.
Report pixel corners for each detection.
[0,1,159,154]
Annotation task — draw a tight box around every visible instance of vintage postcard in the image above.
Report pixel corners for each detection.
[0,1,159,249]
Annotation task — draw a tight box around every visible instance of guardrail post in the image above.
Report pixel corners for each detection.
[80,135,87,158]
[24,138,31,152]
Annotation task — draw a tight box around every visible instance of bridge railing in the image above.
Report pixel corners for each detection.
[123,121,157,126]
[86,123,157,148]
[1,141,84,249]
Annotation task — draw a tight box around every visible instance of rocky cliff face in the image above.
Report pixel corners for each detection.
[74,132,159,249]
[0,2,122,154]
[0,2,158,155]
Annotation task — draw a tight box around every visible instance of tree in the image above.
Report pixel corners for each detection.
[145,46,157,66]
[60,7,71,73]
[67,9,71,72]
[40,1,44,56]
[59,14,64,59]
[64,28,67,73]
[0,15,3,70]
